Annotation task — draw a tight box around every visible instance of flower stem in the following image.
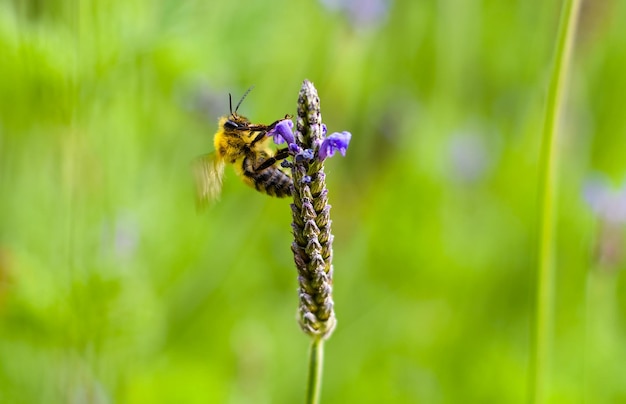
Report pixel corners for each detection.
[531,0,581,402]
[306,338,324,404]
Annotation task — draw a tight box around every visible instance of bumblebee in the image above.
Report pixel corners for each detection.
[194,88,293,206]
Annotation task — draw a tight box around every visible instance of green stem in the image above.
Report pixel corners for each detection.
[306,338,324,404]
[531,0,581,403]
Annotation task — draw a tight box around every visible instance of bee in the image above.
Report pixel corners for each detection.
[194,88,293,206]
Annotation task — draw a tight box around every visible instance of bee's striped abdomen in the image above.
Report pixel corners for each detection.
[242,156,293,197]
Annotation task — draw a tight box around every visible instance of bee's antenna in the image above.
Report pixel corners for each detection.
[234,86,254,114]
[229,93,234,115]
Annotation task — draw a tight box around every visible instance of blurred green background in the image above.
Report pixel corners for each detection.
[1,0,625,402]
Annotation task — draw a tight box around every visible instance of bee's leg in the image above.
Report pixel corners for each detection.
[244,115,292,136]
[249,130,269,147]
[255,148,290,171]
[246,114,293,146]
[247,114,294,147]
[264,114,291,130]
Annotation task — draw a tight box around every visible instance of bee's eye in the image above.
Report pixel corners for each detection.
[224,120,239,130]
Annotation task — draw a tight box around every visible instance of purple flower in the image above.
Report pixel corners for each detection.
[319,131,352,161]
[268,119,295,145]
[300,149,315,161]
[268,118,351,161]
[288,143,302,154]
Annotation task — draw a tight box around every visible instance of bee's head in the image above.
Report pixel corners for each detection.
[223,115,249,130]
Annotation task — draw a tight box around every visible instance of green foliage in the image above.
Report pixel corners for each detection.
[1,0,625,402]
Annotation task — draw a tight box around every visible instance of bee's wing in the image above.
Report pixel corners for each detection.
[193,153,225,208]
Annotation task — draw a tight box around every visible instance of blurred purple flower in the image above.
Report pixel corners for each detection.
[179,81,224,124]
[448,132,493,183]
[583,176,626,224]
[583,174,626,270]
[319,131,352,161]
[319,0,391,28]
[101,213,139,261]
